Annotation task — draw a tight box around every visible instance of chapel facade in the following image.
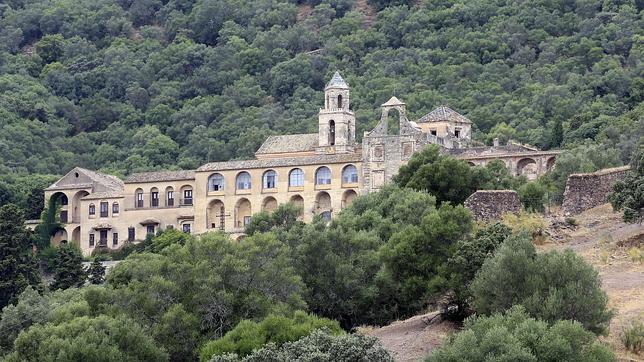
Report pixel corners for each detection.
[42,72,559,256]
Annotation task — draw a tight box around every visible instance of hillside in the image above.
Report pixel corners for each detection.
[0,0,641,177]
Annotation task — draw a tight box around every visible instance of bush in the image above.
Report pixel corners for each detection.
[209,329,393,362]
[565,217,578,226]
[470,235,612,334]
[501,211,547,244]
[444,223,512,316]
[426,306,614,362]
[200,311,343,361]
[621,321,643,354]
[51,243,86,290]
[4,315,168,362]
[518,181,547,213]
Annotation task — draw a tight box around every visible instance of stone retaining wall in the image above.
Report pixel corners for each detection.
[562,166,630,215]
[464,190,521,221]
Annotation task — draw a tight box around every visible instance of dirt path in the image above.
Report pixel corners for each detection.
[363,312,456,362]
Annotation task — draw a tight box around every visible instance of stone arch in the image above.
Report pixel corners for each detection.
[165,186,175,206]
[329,120,336,146]
[71,190,89,223]
[180,185,193,205]
[342,189,358,209]
[235,198,252,229]
[517,158,538,180]
[546,156,556,171]
[135,188,144,208]
[289,195,304,218]
[315,191,332,220]
[207,199,225,230]
[262,196,278,212]
[71,226,81,246]
[51,227,68,247]
[208,173,225,192]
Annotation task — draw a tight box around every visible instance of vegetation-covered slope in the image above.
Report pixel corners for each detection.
[0,0,641,176]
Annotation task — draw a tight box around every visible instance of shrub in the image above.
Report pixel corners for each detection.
[565,217,578,226]
[518,181,547,213]
[621,320,643,354]
[51,243,86,290]
[444,223,512,317]
[200,311,343,361]
[470,235,613,334]
[627,247,643,263]
[426,306,614,362]
[209,329,393,362]
[501,211,547,244]
[4,315,168,362]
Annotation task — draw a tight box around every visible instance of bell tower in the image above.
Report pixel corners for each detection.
[317,71,355,154]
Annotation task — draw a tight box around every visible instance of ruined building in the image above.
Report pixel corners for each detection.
[41,72,559,255]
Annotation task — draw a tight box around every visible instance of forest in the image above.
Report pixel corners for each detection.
[0,0,643,360]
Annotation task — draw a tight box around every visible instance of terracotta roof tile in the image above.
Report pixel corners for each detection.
[255,133,319,155]
[125,170,195,183]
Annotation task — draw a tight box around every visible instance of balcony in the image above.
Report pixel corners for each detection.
[180,198,193,206]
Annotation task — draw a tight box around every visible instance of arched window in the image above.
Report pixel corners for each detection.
[236,172,251,190]
[315,167,331,185]
[289,168,304,187]
[150,187,159,207]
[208,173,225,191]
[329,120,335,146]
[337,94,343,108]
[60,194,68,206]
[166,187,174,206]
[88,203,95,216]
[342,165,358,184]
[263,170,277,189]
[112,202,119,214]
[135,188,144,208]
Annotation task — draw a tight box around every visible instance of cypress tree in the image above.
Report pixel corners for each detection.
[87,259,106,284]
[51,243,86,290]
[550,119,564,148]
[0,204,41,309]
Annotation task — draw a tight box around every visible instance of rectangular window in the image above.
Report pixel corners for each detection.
[167,191,174,206]
[113,232,118,246]
[147,225,155,235]
[243,216,251,226]
[89,233,95,247]
[112,203,119,214]
[100,202,108,217]
[454,129,461,138]
[430,129,437,136]
[89,204,95,216]
[136,193,144,208]
[182,224,191,233]
[128,227,135,241]
[151,192,159,207]
[183,190,193,205]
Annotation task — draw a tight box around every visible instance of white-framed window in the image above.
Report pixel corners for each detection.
[263,170,277,189]
[208,173,224,191]
[182,223,191,233]
[342,165,358,184]
[236,172,251,190]
[315,167,331,185]
[289,168,304,187]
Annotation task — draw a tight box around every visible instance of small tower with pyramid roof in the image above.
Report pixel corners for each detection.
[317,71,355,154]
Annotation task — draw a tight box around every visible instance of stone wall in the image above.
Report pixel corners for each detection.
[562,166,630,215]
[464,190,521,221]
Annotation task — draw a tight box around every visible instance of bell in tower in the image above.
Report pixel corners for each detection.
[317,71,356,154]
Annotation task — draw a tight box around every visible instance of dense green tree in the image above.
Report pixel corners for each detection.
[244,202,303,235]
[471,234,613,334]
[444,222,512,316]
[51,243,86,290]
[0,204,40,309]
[87,258,106,284]
[426,306,614,362]
[4,315,168,362]
[518,181,547,213]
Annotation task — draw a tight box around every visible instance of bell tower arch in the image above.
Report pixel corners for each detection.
[317,71,355,154]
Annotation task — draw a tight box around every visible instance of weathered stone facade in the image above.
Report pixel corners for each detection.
[42,72,560,256]
[464,190,521,221]
[562,166,630,215]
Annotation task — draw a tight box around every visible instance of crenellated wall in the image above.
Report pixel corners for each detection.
[562,166,630,215]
